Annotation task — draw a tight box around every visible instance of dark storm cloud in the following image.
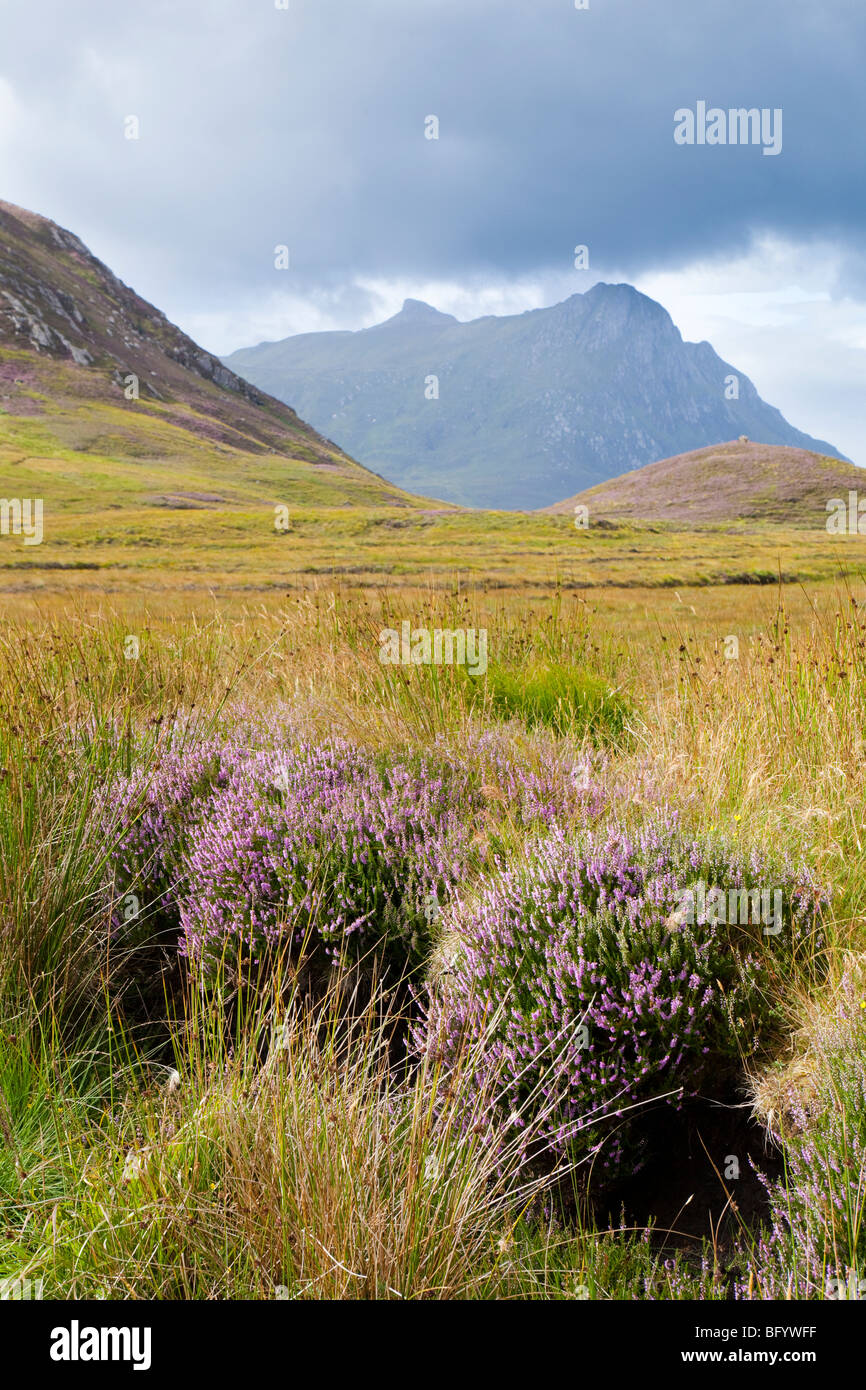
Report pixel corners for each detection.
[1,0,865,316]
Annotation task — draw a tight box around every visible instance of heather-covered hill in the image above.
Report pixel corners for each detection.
[546,440,864,528]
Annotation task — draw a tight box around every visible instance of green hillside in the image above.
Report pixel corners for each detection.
[0,199,437,517]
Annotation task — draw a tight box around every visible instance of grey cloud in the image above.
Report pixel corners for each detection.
[1,0,864,325]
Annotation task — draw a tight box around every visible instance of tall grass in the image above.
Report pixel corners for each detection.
[0,583,864,1298]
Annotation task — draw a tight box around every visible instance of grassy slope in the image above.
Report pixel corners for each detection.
[4,426,864,605]
[0,199,447,581]
[2,404,866,602]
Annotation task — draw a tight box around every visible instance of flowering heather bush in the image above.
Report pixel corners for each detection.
[179,743,481,976]
[102,724,608,982]
[435,726,608,828]
[102,736,249,940]
[741,974,866,1300]
[415,820,826,1181]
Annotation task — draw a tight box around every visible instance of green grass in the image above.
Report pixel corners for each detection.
[483,661,632,741]
[0,565,865,1298]
[4,395,866,604]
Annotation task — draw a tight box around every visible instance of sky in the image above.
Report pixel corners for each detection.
[0,0,864,462]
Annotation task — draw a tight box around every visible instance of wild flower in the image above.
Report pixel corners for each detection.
[101,727,607,983]
[414,818,826,1183]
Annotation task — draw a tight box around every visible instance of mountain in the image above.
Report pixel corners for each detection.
[224,284,846,510]
[545,440,864,527]
[0,199,423,512]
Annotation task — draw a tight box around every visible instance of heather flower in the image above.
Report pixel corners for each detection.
[100,726,608,984]
[179,742,478,976]
[414,819,826,1185]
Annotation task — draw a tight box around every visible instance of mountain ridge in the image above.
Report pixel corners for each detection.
[224,283,846,510]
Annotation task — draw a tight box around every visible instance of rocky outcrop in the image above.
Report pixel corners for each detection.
[0,199,347,463]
